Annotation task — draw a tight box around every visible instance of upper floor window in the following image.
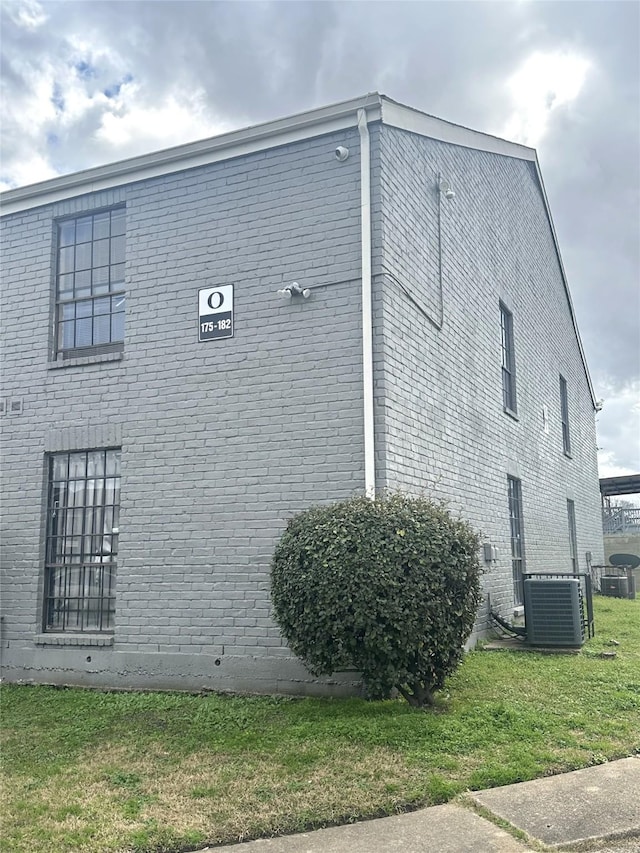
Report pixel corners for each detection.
[44,448,120,632]
[560,375,571,455]
[56,208,125,357]
[500,302,517,415]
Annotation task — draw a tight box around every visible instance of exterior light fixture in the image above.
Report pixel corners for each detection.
[277,282,311,299]
[439,177,456,201]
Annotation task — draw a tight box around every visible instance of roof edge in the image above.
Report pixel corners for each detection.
[0,92,595,406]
[2,92,538,215]
[531,154,597,406]
[1,94,382,215]
[379,96,537,161]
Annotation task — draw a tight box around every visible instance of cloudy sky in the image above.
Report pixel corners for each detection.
[2,0,639,480]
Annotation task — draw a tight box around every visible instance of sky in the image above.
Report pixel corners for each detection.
[2,0,639,481]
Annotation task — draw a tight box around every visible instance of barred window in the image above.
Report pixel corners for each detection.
[44,449,120,633]
[56,208,125,356]
[508,476,525,606]
[500,302,517,415]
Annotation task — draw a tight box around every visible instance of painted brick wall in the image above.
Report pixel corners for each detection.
[374,125,604,630]
[0,129,368,694]
[0,118,604,692]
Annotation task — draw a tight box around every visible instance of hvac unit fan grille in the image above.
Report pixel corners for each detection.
[524,578,585,647]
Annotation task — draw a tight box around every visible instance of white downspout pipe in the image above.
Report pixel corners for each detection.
[358,108,375,499]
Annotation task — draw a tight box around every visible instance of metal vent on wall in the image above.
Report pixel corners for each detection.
[524,577,586,647]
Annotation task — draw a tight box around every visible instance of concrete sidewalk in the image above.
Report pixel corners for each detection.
[196,756,640,852]
[471,756,640,849]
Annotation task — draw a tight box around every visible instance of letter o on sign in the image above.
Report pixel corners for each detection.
[207,291,224,310]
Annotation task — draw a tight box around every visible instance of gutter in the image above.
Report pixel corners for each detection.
[1,95,383,216]
[358,108,375,499]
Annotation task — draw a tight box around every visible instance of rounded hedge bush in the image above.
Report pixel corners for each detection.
[270,494,482,707]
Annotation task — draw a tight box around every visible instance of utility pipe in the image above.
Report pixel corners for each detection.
[357,108,375,499]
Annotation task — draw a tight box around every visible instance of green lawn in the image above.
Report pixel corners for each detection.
[1,596,639,853]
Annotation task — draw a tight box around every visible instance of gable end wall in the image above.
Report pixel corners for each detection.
[375,125,603,626]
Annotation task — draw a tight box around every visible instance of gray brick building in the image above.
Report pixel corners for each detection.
[0,94,603,695]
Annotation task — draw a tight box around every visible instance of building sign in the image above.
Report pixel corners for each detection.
[198,285,234,341]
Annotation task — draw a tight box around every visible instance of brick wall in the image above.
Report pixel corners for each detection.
[0,118,604,692]
[0,129,368,694]
[374,125,604,632]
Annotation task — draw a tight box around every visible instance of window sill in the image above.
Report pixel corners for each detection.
[35,633,114,647]
[503,407,519,421]
[48,351,124,370]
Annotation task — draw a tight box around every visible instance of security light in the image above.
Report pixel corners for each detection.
[277,282,311,299]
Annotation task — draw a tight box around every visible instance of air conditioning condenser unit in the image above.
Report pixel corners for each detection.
[524,577,585,647]
[601,576,629,598]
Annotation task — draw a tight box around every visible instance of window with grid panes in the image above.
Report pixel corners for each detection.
[55,208,125,356]
[44,449,120,633]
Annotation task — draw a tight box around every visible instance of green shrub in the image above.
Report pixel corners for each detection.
[270,494,482,707]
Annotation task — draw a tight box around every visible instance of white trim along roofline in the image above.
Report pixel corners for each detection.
[0,93,536,214]
[0,92,595,405]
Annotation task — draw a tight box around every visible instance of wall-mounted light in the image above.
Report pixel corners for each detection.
[277,282,311,299]
[439,177,456,201]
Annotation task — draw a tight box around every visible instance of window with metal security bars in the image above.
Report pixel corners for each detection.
[44,449,120,632]
[55,208,125,356]
[508,476,525,605]
[567,499,578,573]
[500,302,517,415]
[560,375,571,455]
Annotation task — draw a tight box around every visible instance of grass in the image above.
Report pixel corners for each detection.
[1,596,639,853]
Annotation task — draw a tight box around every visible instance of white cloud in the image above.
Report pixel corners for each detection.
[0,154,57,193]
[598,450,636,479]
[95,86,229,157]
[502,50,591,146]
[596,378,640,477]
[4,0,47,30]
[0,15,228,187]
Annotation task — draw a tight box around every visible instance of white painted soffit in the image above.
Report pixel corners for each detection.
[1,93,537,215]
[380,97,537,162]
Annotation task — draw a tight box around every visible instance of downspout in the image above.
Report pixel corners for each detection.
[358,108,375,499]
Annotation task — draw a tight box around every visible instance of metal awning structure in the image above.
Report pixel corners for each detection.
[599,475,640,497]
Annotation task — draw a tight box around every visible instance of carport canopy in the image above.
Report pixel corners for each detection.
[600,474,640,497]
